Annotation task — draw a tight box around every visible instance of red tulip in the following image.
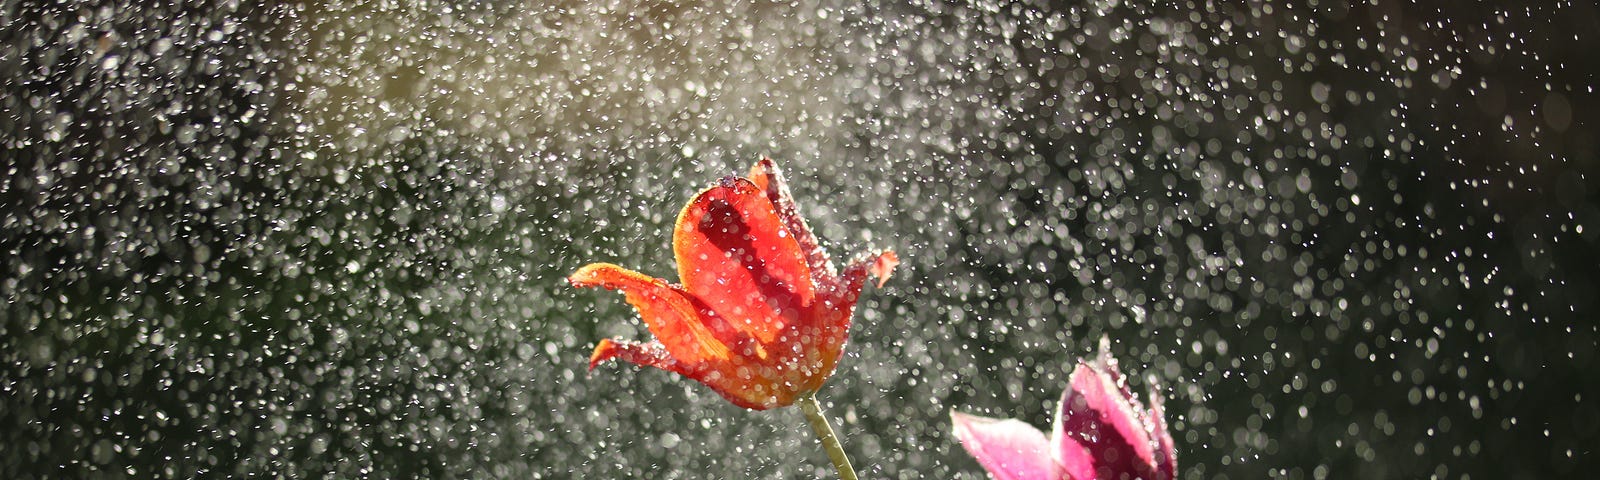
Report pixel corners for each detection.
[570,159,897,410]
[951,351,1177,480]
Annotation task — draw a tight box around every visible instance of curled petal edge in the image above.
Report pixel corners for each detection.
[568,262,735,365]
[589,338,687,373]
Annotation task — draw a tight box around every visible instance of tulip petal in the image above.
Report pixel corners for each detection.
[748,158,833,280]
[789,250,897,385]
[1054,435,1097,480]
[1052,360,1165,480]
[674,177,815,344]
[823,250,898,309]
[834,250,897,291]
[569,263,735,366]
[590,338,785,410]
[589,338,690,374]
[1145,387,1178,478]
[866,250,899,288]
[951,411,1058,480]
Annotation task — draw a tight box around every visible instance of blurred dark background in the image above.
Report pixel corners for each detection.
[2,0,1596,478]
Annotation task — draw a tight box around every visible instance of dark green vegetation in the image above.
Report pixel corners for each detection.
[3,0,1596,477]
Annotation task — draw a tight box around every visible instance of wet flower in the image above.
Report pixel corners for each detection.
[951,349,1177,480]
[570,159,897,410]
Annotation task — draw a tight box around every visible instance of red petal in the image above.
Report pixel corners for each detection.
[951,411,1058,480]
[824,250,898,308]
[673,177,815,345]
[748,158,834,281]
[793,249,897,387]
[569,263,736,366]
[1051,360,1167,480]
[589,338,785,410]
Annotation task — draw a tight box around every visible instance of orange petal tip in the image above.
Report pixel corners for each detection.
[870,251,899,288]
[568,263,668,291]
[567,263,609,288]
[589,338,618,371]
[750,157,779,178]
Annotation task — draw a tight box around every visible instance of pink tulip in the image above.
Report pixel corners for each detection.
[951,351,1177,480]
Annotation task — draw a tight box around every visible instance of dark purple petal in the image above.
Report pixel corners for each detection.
[1051,360,1167,480]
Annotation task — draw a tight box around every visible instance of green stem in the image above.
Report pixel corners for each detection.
[798,393,859,480]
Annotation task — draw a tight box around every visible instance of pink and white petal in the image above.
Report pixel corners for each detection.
[1052,361,1160,479]
[951,411,1058,480]
[1144,386,1178,478]
[1093,339,1135,402]
[1053,434,1099,480]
